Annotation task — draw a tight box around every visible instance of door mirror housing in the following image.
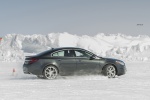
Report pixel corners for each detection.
[89,55,102,60]
[89,55,95,60]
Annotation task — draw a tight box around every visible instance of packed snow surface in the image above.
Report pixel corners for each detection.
[0,61,150,100]
[1,33,150,100]
[0,32,150,61]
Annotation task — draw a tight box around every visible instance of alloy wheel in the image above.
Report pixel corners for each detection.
[106,65,116,78]
[44,66,58,79]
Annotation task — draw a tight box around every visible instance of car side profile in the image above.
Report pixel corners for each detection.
[23,47,126,79]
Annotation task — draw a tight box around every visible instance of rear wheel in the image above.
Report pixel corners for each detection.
[103,65,116,78]
[43,65,58,79]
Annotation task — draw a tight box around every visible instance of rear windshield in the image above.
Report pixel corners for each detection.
[36,49,53,56]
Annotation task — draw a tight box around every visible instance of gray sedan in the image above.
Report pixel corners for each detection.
[23,47,126,79]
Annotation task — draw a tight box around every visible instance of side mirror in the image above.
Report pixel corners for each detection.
[89,56,95,60]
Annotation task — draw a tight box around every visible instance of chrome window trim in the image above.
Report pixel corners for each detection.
[50,48,94,58]
[51,49,73,57]
[51,49,66,57]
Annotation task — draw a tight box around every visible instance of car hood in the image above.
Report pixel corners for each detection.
[103,57,122,62]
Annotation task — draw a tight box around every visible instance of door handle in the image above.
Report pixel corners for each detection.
[57,59,61,61]
[78,59,82,62]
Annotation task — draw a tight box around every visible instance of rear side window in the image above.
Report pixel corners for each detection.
[52,51,65,57]
[51,50,75,57]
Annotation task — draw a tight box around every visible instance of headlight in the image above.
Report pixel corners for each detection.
[116,61,125,66]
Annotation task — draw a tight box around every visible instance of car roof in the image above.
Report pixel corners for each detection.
[36,47,95,57]
[51,47,95,55]
[52,47,83,51]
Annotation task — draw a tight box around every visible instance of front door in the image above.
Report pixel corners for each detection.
[74,50,100,75]
[51,49,76,75]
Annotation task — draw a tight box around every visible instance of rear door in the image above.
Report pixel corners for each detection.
[51,49,76,75]
[74,49,100,74]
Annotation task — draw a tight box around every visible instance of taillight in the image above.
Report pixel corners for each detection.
[29,58,39,64]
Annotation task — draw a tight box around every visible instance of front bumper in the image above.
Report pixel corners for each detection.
[117,65,127,76]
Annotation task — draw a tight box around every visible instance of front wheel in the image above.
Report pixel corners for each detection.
[103,65,116,78]
[43,65,58,79]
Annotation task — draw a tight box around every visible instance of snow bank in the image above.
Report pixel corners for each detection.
[0,32,150,61]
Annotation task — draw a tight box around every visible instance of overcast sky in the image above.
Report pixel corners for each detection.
[0,0,149,36]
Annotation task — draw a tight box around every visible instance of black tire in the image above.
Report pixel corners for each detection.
[102,65,116,78]
[43,65,58,79]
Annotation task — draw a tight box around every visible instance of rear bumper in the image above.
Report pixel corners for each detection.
[23,63,43,75]
[23,66,31,74]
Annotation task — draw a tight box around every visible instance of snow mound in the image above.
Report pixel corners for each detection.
[0,32,150,61]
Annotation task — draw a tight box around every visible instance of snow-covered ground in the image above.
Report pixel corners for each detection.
[0,61,150,100]
[0,33,150,99]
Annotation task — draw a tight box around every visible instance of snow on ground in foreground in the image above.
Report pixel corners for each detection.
[0,62,150,100]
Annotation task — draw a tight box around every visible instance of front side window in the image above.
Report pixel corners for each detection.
[74,50,92,58]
